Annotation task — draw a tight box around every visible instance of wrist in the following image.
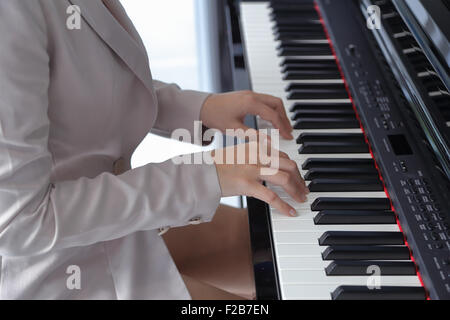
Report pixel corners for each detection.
[199,93,217,129]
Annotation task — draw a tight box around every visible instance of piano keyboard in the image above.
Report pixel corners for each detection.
[240,1,426,300]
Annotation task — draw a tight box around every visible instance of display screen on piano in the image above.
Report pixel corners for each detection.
[234,0,450,300]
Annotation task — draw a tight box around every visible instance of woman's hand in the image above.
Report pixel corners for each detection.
[212,142,309,217]
[201,91,294,140]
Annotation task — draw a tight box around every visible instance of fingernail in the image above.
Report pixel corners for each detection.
[290,209,298,217]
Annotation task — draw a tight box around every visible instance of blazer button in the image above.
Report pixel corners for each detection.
[158,226,171,236]
[113,158,126,176]
[189,217,203,225]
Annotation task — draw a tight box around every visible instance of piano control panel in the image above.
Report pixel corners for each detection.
[318,0,450,298]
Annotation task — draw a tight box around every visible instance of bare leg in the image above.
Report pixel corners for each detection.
[163,205,255,300]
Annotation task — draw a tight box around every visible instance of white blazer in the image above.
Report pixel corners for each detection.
[0,0,222,299]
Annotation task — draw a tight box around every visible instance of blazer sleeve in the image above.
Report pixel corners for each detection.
[151,80,211,142]
[0,1,222,258]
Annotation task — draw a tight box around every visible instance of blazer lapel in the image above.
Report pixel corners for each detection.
[68,0,155,95]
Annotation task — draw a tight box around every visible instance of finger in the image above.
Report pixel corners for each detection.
[278,157,308,186]
[261,170,307,204]
[250,182,298,217]
[278,150,289,159]
[254,93,293,134]
[229,124,259,141]
[278,158,310,194]
[228,124,273,152]
[249,103,293,140]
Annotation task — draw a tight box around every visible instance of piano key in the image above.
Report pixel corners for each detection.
[284,70,342,80]
[308,178,384,192]
[278,256,331,269]
[276,244,409,264]
[276,32,328,41]
[302,158,375,170]
[268,192,388,210]
[271,11,318,20]
[331,286,426,300]
[273,18,322,26]
[287,89,349,100]
[314,210,396,225]
[305,168,379,180]
[290,102,353,112]
[318,231,405,246]
[270,3,317,11]
[294,118,360,129]
[281,57,339,67]
[325,261,417,276]
[311,198,391,211]
[321,246,411,260]
[297,133,365,144]
[278,46,333,57]
[281,63,338,73]
[281,270,421,286]
[272,222,400,234]
[299,142,369,154]
[285,82,345,92]
[292,109,356,120]
[273,24,324,33]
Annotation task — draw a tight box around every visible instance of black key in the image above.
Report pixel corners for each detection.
[271,11,318,20]
[286,83,345,92]
[281,59,337,67]
[290,102,352,112]
[305,168,379,180]
[322,246,411,260]
[277,43,331,51]
[270,3,316,11]
[331,286,426,300]
[314,210,396,224]
[278,47,333,57]
[281,58,337,67]
[276,32,327,41]
[271,10,319,18]
[278,39,330,47]
[273,24,323,33]
[273,17,321,26]
[288,89,349,100]
[293,112,356,119]
[308,179,383,192]
[297,133,364,144]
[294,118,360,129]
[299,142,369,154]
[284,70,341,80]
[318,231,405,246]
[311,198,391,211]
[275,19,323,28]
[271,6,317,13]
[302,158,375,170]
[325,261,417,276]
[291,109,355,120]
[281,63,338,73]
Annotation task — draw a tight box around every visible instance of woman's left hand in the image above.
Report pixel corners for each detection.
[200,91,294,140]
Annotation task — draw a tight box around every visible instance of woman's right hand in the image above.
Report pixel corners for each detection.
[212,142,310,217]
